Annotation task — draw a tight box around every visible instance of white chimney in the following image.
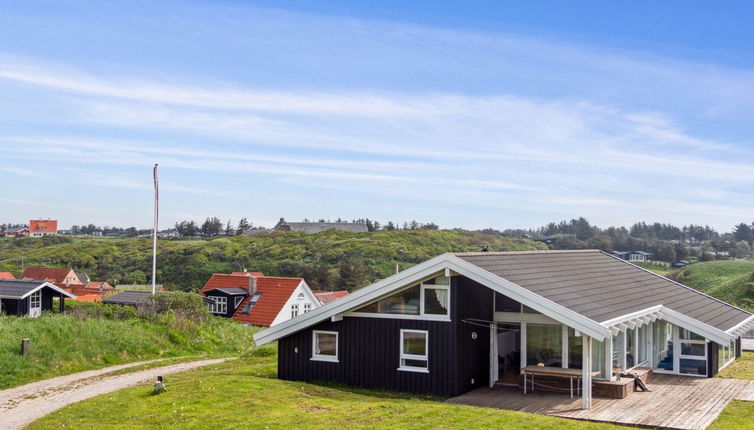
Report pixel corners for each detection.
[248,276,257,295]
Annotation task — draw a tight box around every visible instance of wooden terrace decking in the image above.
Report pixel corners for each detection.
[447,374,754,430]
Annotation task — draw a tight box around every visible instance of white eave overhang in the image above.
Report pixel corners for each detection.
[600,305,737,345]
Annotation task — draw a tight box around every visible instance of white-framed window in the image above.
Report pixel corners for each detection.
[30,290,42,309]
[208,296,227,314]
[304,303,312,313]
[398,329,429,373]
[311,330,338,362]
[678,328,707,376]
[234,296,244,308]
[291,304,299,318]
[352,276,450,321]
[719,341,735,371]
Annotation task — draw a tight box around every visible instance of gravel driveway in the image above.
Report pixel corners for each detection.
[0,358,228,429]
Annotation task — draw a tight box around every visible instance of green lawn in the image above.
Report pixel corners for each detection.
[709,352,754,430]
[632,262,677,277]
[0,312,257,389]
[28,353,627,430]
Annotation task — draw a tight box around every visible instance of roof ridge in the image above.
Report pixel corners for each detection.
[454,249,600,256]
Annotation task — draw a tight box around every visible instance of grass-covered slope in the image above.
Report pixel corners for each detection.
[27,354,626,430]
[0,230,545,291]
[0,311,257,389]
[673,260,754,311]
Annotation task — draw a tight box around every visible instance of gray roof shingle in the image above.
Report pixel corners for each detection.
[0,279,46,298]
[102,290,152,306]
[455,250,751,332]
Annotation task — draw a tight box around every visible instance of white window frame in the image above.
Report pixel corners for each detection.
[719,341,735,371]
[398,329,429,373]
[234,296,244,308]
[419,284,450,320]
[311,330,339,362]
[303,303,312,313]
[347,276,451,322]
[210,296,227,314]
[291,304,299,318]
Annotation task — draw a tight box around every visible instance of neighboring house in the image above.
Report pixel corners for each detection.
[102,290,153,306]
[612,250,651,262]
[65,281,115,302]
[0,279,75,317]
[254,250,752,410]
[313,290,350,305]
[5,226,29,237]
[76,272,91,284]
[272,218,368,234]
[21,267,82,287]
[0,272,15,279]
[200,272,320,326]
[29,219,58,237]
[673,260,691,268]
[158,229,180,238]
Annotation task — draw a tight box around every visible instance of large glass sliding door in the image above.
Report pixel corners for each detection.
[652,321,707,376]
[653,320,674,372]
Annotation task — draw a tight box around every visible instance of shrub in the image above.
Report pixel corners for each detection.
[136,291,211,323]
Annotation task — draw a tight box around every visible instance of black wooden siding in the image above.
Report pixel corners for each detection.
[277,275,493,397]
[707,342,719,377]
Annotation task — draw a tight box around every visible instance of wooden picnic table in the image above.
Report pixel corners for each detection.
[521,366,600,398]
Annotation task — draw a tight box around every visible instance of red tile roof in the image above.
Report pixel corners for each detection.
[313,290,350,305]
[21,267,79,285]
[86,281,114,290]
[0,272,15,279]
[29,219,58,234]
[200,273,303,327]
[230,271,265,277]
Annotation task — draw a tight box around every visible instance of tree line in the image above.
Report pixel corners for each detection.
[497,217,754,261]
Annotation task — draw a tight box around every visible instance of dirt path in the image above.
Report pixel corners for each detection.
[0,358,228,429]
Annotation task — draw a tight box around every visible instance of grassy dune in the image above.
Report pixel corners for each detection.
[673,260,754,310]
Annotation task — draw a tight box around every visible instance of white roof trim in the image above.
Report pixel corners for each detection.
[253,253,610,346]
[2,281,77,299]
[600,305,662,327]
[660,307,735,345]
[726,314,754,336]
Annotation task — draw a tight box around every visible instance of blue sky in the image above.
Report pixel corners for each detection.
[2,1,754,231]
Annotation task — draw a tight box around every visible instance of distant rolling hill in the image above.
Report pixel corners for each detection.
[0,230,545,292]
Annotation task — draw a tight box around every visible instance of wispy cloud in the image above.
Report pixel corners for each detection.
[1,4,754,229]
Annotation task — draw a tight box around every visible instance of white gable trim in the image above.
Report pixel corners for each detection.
[253,253,610,346]
[0,282,76,299]
[727,314,754,337]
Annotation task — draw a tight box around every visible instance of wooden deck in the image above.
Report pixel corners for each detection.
[447,374,754,430]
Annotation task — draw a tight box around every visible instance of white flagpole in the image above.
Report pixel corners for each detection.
[151,163,159,295]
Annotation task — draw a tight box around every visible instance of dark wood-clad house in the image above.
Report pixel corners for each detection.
[254,250,754,410]
[0,279,76,317]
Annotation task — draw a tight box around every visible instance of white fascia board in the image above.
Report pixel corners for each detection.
[444,255,608,341]
[660,307,735,345]
[299,280,322,309]
[253,254,452,345]
[20,282,76,299]
[600,305,663,327]
[726,314,754,336]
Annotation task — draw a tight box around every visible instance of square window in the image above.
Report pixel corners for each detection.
[399,329,428,372]
[422,286,449,316]
[312,331,338,362]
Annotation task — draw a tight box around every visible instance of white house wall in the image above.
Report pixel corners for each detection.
[270,281,321,327]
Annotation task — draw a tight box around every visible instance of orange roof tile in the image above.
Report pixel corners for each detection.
[0,272,15,279]
[313,290,350,304]
[200,273,303,327]
[29,220,58,233]
[230,271,264,277]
